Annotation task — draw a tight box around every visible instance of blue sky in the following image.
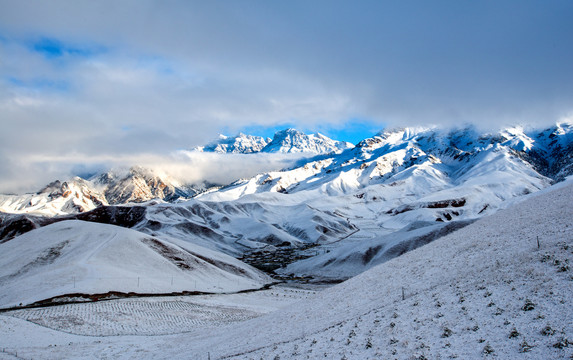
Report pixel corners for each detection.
[0,0,572,191]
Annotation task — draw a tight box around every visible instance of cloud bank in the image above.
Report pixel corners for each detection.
[0,150,311,194]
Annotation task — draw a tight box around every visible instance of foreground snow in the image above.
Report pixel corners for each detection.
[0,180,571,359]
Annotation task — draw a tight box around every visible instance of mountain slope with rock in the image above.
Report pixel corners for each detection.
[0,167,191,216]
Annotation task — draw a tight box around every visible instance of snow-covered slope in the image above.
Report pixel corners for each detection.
[0,220,271,308]
[136,199,357,257]
[187,179,571,359]
[282,219,475,280]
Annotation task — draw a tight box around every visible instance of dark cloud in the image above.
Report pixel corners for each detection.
[0,0,572,192]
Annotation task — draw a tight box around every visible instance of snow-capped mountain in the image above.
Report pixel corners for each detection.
[0,177,108,216]
[190,123,572,278]
[201,123,572,206]
[194,128,353,154]
[93,166,189,204]
[194,133,271,154]
[0,167,191,216]
[260,128,354,153]
[513,122,573,181]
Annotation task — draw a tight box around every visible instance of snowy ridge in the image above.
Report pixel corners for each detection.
[136,199,357,256]
[0,178,108,216]
[93,166,189,204]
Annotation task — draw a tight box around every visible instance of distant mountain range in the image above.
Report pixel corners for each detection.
[0,167,189,216]
[1,122,572,218]
[193,128,353,154]
[0,129,355,216]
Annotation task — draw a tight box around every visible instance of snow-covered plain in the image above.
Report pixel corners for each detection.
[1,179,571,359]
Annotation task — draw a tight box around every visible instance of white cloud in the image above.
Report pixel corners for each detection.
[0,150,310,194]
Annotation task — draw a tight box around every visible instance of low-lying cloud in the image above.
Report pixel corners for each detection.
[0,150,311,194]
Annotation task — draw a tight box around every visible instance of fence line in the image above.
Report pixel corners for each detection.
[43,276,245,291]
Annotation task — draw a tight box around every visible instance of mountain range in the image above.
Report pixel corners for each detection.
[0,122,572,305]
[0,167,188,216]
[193,128,353,154]
[2,164,571,359]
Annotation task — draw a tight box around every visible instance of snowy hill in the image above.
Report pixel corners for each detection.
[136,199,357,257]
[0,220,272,309]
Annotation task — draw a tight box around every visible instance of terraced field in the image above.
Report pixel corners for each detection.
[6,299,259,336]
[4,287,317,337]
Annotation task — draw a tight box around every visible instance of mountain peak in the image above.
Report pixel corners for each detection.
[194,133,269,154]
[260,128,353,154]
[194,128,352,154]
